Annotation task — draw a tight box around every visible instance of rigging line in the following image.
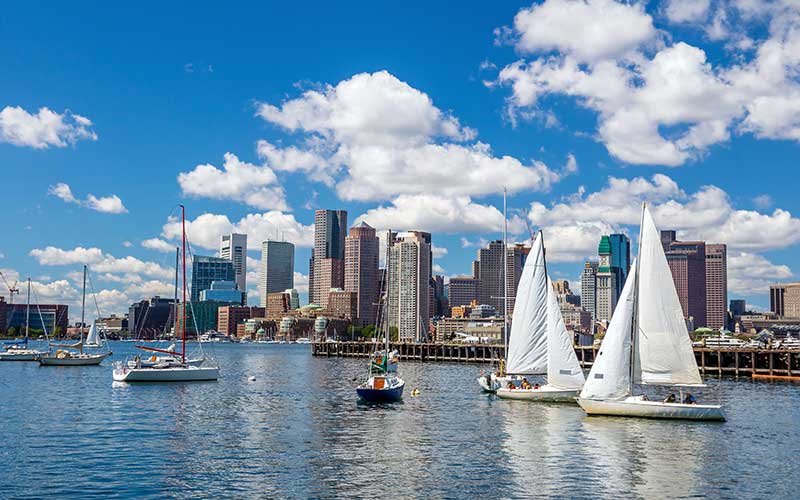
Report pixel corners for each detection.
[30,283,50,339]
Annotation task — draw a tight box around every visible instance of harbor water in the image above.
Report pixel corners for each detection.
[1,342,798,499]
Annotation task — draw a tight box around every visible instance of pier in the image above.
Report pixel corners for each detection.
[311,342,800,377]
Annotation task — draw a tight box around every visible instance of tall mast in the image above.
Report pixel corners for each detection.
[25,277,31,340]
[386,229,391,354]
[174,247,179,338]
[80,265,86,351]
[503,188,509,351]
[629,202,645,395]
[181,204,187,364]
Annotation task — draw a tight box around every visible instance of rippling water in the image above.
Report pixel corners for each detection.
[1,341,798,499]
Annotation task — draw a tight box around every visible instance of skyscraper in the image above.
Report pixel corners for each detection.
[770,282,800,317]
[220,233,247,292]
[581,261,598,321]
[344,221,379,327]
[387,232,431,342]
[191,256,235,302]
[608,233,631,298]
[449,276,480,308]
[705,243,728,330]
[596,236,617,322]
[310,209,347,307]
[259,240,295,307]
[662,231,708,328]
[475,240,525,317]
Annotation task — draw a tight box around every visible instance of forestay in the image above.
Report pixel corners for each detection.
[505,233,548,375]
[580,261,637,400]
[545,277,585,390]
[634,206,703,386]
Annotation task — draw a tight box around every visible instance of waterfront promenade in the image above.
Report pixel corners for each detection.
[311,341,800,378]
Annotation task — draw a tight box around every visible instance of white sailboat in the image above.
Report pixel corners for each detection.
[113,204,219,382]
[494,231,586,402]
[39,266,109,366]
[0,278,48,361]
[83,321,101,348]
[577,203,725,421]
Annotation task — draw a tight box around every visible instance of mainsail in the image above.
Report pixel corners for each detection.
[85,321,99,346]
[505,233,548,375]
[545,277,585,390]
[634,205,703,386]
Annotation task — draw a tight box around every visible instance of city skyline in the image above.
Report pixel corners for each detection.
[2,1,800,322]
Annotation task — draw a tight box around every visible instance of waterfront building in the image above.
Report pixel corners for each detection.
[596,236,617,323]
[200,280,245,304]
[328,289,358,320]
[387,231,432,342]
[662,231,708,328]
[705,244,728,330]
[310,209,347,307]
[217,306,266,337]
[0,296,69,336]
[609,233,631,299]
[285,288,300,310]
[259,240,295,306]
[730,299,747,317]
[770,282,800,317]
[177,301,236,335]
[128,296,175,339]
[432,275,447,317]
[449,276,479,308]
[435,316,504,343]
[469,304,497,319]
[94,314,128,335]
[220,233,247,293]
[265,292,291,318]
[191,256,235,302]
[580,261,598,321]
[344,221,379,327]
[475,240,525,318]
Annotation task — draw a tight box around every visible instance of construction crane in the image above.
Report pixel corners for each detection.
[0,271,20,304]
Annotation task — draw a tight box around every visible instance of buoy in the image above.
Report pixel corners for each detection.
[411,387,420,397]
[248,376,256,382]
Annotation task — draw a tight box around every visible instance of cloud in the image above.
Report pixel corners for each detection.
[293,272,309,293]
[161,211,314,251]
[29,246,172,280]
[728,251,793,295]
[141,238,175,253]
[178,152,288,210]
[753,194,773,209]
[0,106,97,149]
[256,70,559,202]
[432,245,448,259]
[48,182,128,214]
[122,241,133,248]
[665,0,711,24]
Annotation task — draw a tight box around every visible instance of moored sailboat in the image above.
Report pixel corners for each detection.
[494,231,585,402]
[0,278,48,361]
[577,203,725,421]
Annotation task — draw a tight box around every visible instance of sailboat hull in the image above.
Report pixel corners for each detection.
[0,351,44,361]
[496,385,579,403]
[578,397,726,421]
[113,365,219,382]
[478,374,520,393]
[39,353,108,366]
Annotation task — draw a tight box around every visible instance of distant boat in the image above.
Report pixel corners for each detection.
[113,205,219,383]
[295,337,312,344]
[494,231,586,403]
[577,203,725,421]
[39,266,109,366]
[0,278,47,362]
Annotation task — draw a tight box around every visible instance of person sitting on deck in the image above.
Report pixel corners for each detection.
[684,392,696,404]
[664,393,676,403]
[533,383,540,390]
[507,382,515,390]
[521,378,531,390]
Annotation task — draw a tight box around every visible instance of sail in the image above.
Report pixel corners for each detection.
[634,205,703,386]
[545,278,585,390]
[580,260,637,400]
[505,233,548,375]
[85,321,99,345]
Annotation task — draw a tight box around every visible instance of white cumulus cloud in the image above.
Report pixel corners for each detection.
[0,106,97,149]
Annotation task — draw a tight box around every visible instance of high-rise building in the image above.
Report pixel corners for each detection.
[705,244,728,330]
[552,279,581,307]
[661,232,708,328]
[199,280,245,304]
[387,232,431,342]
[191,256,235,302]
[432,275,447,317]
[128,296,175,339]
[449,276,480,308]
[596,236,617,322]
[260,240,295,306]
[310,209,347,307]
[729,299,747,317]
[328,289,358,320]
[581,261,598,320]
[220,233,247,292]
[475,240,525,318]
[285,288,300,310]
[344,221,379,327]
[608,233,631,298]
[770,283,800,317]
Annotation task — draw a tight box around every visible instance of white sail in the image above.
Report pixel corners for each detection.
[505,233,548,375]
[545,278,585,390]
[634,205,703,386]
[580,261,637,400]
[85,320,99,345]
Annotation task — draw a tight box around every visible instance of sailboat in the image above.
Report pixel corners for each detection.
[356,229,405,402]
[494,231,586,402]
[113,204,219,382]
[577,203,725,421]
[39,266,109,366]
[0,278,48,361]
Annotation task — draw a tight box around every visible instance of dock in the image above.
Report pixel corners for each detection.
[311,342,800,377]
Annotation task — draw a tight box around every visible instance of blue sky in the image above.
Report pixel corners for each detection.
[2,0,799,320]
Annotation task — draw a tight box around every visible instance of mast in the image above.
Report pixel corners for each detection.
[629,202,645,395]
[80,265,86,352]
[173,247,179,338]
[181,204,187,364]
[385,228,391,355]
[25,277,31,340]
[503,187,509,352]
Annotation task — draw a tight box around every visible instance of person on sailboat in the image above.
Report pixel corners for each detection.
[533,383,540,390]
[664,394,676,403]
[684,393,696,404]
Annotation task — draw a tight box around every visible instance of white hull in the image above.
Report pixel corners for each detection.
[496,385,580,403]
[0,350,44,361]
[113,365,219,382]
[39,352,108,366]
[478,373,524,392]
[578,396,726,421]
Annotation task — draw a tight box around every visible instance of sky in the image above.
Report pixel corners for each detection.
[1,0,799,322]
